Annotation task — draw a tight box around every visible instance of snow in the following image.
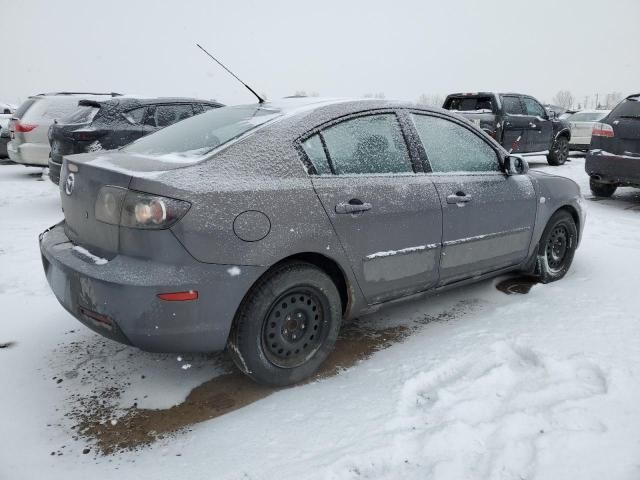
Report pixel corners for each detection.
[71,245,108,265]
[366,244,433,259]
[1,155,640,479]
[226,266,241,276]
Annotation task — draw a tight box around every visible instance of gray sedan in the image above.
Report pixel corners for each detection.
[40,98,585,386]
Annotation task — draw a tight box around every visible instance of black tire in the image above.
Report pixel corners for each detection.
[227,261,342,387]
[589,178,617,198]
[547,136,569,166]
[534,210,578,284]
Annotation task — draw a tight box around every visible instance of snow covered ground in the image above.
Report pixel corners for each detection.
[1,156,639,480]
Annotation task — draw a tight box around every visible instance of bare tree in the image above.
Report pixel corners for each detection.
[363,92,385,99]
[417,93,444,107]
[604,92,623,109]
[553,90,574,110]
[293,90,307,97]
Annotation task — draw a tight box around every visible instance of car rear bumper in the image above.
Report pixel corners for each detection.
[48,158,62,185]
[39,222,266,353]
[585,150,640,186]
[8,141,50,166]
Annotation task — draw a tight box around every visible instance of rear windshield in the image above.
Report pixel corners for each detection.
[22,97,88,123]
[567,111,609,122]
[122,105,282,157]
[609,97,640,119]
[443,96,494,113]
[60,106,100,124]
[14,99,36,118]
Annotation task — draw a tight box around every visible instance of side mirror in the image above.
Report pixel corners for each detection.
[504,155,529,175]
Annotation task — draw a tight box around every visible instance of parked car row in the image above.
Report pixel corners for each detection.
[5,92,222,183]
[0,103,13,159]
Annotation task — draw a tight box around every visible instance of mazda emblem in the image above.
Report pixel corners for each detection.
[65,173,75,196]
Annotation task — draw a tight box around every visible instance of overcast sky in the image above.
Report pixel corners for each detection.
[2,0,638,108]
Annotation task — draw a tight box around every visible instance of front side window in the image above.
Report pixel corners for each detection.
[502,96,525,115]
[320,114,412,175]
[411,114,500,173]
[523,98,546,117]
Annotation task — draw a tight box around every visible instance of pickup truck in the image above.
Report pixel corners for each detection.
[443,92,572,165]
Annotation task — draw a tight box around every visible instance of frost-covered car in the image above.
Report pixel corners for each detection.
[47,97,223,185]
[40,98,585,386]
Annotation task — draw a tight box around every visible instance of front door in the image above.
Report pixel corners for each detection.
[522,96,553,152]
[409,112,537,284]
[300,112,443,304]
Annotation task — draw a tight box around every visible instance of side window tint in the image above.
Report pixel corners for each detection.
[411,114,500,173]
[123,107,146,125]
[523,98,546,117]
[155,104,194,128]
[503,96,524,115]
[301,134,331,174]
[321,114,411,175]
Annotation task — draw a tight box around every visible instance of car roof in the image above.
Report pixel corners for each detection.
[92,97,223,110]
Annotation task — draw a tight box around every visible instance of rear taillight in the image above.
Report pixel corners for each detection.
[592,123,615,138]
[71,129,103,141]
[15,122,37,133]
[94,186,190,229]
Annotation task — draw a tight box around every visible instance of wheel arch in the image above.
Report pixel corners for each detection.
[554,127,571,142]
[555,204,581,243]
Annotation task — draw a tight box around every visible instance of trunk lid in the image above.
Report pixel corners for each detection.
[594,96,640,155]
[60,151,202,257]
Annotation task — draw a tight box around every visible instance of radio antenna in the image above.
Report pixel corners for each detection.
[196,43,265,104]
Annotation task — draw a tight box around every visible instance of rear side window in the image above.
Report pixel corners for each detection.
[523,97,546,117]
[502,96,525,115]
[320,114,412,175]
[14,99,36,118]
[444,96,494,113]
[411,114,500,173]
[301,134,331,174]
[609,97,640,119]
[123,107,147,125]
[153,104,194,127]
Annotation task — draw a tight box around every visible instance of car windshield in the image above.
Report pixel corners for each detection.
[14,99,36,118]
[568,111,609,122]
[22,98,88,123]
[60,106,100,124]
[122,104,282,158]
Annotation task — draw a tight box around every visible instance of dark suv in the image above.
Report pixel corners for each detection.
[585,93,640,197]
[48,97,223,184]
[443,92,572,165]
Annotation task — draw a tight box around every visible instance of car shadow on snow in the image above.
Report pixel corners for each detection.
[50,299,479,455]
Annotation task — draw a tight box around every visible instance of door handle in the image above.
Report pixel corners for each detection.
[335,199,372,214]
[446,192,473,204]
[529,122,537,128]
[505,121,513,127]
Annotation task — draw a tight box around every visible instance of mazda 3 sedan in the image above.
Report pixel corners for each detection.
[40,98,585,386]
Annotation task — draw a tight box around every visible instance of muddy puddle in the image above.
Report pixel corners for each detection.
[495,276,539,295]
[61,300,475,455]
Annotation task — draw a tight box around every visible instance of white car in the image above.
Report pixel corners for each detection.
[7,92,119,167]
[566,109,610,151]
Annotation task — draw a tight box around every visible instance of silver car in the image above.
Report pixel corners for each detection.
[40,98,585,386]
[8,92,120,166]
[567,109,610,151]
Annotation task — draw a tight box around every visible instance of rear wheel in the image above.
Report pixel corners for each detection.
[534,210,577,283]
[547,136,569,165]
[227,261,342,387]
[589,178,617,198]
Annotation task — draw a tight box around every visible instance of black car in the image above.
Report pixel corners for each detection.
[585,93,640,197]
[443,92,572,165]
[48,97,223,184]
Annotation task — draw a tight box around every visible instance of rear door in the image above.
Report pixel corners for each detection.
[303,112,443,304]
[409,112,537,285]
[500,95,528,153]
[522,96,553,152]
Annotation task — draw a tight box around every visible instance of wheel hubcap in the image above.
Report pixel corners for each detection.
[546,226,569,271]
[262,289,325,368]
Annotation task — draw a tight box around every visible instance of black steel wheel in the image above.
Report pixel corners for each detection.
[535,210,577,283]
[547,136,569,166]
[227,261,342,387]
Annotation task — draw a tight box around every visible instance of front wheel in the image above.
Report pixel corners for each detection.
[547,136,569,165]
[534,210,578,283]
[227,261,342,387]
[589,178,617,198]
